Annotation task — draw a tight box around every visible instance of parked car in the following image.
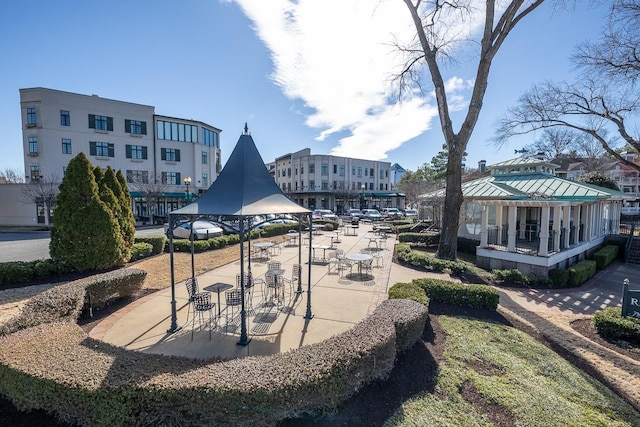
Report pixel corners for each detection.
[361,209,383,221]
[164,220,224,239]
[382,208,402,220]
[346,208,364,219]
[403,209,418,219]
[312,209,338,221]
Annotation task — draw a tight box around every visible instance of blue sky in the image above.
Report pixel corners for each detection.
[0,0,610,176]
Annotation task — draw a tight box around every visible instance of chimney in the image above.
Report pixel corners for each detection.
[478,160,486,173]
[534,151,545,160]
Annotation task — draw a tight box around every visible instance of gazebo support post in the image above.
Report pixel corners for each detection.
[304,214,314,319]
[237,219,251,346]
[189,218,195,279]
[167,215,181,333]
[296,218,303,294]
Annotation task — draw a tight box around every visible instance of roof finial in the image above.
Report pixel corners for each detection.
[244,122,249,135]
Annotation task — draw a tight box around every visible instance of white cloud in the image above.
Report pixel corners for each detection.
[234,0,484,160]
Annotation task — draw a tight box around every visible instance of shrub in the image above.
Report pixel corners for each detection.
[593,307,640,345]
[129,242,153,262]
[593,245,619,270]
[567,260,597,287]
[388,282,430,306]
[398,232,440,245]
[395,243,467,275]
[491,269,552,288]
[412,278,500,310]
[548,268,569,287]
[457,237,480,254]
[0,260,74,288]
[134,235,167,255]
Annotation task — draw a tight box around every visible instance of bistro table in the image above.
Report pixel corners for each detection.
[265,268,286,304]
[253,242,274,260]
[203,282,233,317]
[364,234,383,249]
[311,244,331,263]
[374,225,391,235]
[344,224,359,236]
[285,232,299,246]
[345,253,373,280]
[311,224,324,235]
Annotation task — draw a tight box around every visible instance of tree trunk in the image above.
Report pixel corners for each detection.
[437,144,464,260]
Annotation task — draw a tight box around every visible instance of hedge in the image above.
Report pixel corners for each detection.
[133,235,167,255]
[0,299,428,426]
[593,245,619,270]
[395,243,467,275]
[0,259,75,289]
[412,277,500,311]
[388,282,430,306]
[397,232,440,245]
[593,307,640,345]
[567,260,597,287]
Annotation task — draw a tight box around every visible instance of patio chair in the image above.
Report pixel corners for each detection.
[267,261,281,271]
[361,258,374,276]
[224,289,243,333]
[237,273,254,310]
[282,263,302,296]
[337,258,353,278]
[184,277,200,324]
[269,241,282,256]
[372,251,384,268]
[191,292,215,341]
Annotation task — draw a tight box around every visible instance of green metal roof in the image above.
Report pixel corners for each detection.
[488,156,560,170]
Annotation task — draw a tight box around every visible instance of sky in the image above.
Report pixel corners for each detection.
[0,0,611,176]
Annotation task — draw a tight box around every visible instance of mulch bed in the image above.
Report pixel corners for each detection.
[1,302,636,426]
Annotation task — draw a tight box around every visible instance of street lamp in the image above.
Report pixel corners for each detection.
[361,184,366,210]
[183,176,192,200]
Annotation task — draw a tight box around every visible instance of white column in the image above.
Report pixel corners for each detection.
[496,205,504,245]
[538,205,550,256]
[553,205,561,252]
[585,204,592,242]
[480,205,489,247]
[563,204,571,248]
[573,205,581,244]
[507,206,517,252]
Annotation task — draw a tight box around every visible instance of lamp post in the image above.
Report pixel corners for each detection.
[183,176,192,200]
[360,184,366,210]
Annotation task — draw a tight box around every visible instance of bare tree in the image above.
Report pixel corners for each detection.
[398,0,545,259]
[0,168,24,183]
[127,173,171,223]
[496,0,640,173]
[522,128,580,160]
[21,175,60,227]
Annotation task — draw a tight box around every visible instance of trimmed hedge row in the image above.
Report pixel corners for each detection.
[593,307,640,345]
[129,242,153,262]
[133,235,167,255]
[412,277,500,311]
[593,245,619,270]
[388,282,430,306]
[170,234,244,253]
[492,269,553,288]
[0,299,428,426]
[0,268,146,336]
[395,243,467,275]
[0,259,75,288]
[567,260,597,287]
[397,232,440,245]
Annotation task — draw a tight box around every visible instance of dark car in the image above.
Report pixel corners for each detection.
[346,208,364,219]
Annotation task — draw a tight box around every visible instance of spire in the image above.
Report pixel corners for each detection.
[243,122,249,135]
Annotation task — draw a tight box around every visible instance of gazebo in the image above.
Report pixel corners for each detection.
[166,125,311,345]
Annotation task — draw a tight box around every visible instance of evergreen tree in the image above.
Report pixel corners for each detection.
[104,167,136,258]
[578,172,620,191]
[93,166,105,184]
[50,153,125,272]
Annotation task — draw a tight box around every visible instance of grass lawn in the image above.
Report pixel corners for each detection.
[384,315,639,427]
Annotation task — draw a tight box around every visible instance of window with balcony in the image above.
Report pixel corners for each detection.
[90,141,114,157]
[60,110,70,126]
[26,107,37,126]
[62,138,72,154]
[126,144,148,160]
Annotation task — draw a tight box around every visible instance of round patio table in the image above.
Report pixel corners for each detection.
[345,253,373,280]
[253,242,274,259]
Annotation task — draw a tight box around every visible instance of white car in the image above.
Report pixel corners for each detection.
[382,208,402,219]
[362,209,383,221]
[165,220,224,239]
[312,209,338,221]
[403,209,418,218]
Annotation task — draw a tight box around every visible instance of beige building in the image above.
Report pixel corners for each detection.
[268,148,403,213]
[10,87,222,226]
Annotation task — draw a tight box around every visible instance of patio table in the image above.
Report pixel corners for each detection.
[203,282,233,317]
[345,253,373,280]
[253,242,274,260]
[344,224,358,236]
[285,232,300,246]
[311,244,331,263]
[364,234,383,249]
[266,268,286,304]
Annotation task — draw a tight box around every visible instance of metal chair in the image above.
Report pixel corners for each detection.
[184,277,200,324]
[269,241,282,256]
[191,292,215,341]
[337,258,353,278]
[224,289,243,333]
[267,261,281,271]
[282,263,302,295]
[237,273,254,310]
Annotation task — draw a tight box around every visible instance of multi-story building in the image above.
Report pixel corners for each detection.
[19,87,222,224]
[268,148,403,213]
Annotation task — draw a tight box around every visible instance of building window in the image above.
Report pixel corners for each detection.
[162,172,181,185]
[30,165,40,181]
[288,168,291,177]
[321,163,328,175]
[89,114,113,131]
[309,180,315,190]
[364,168,368,177]
[126,144,148,159]
[126,170,149,184]
[380,170,384,179]
[357,167,362,177]
[62,138,72,154]
[161,148,180,162]
[28,137,38,154]
[352,167,356,176]
[90,141,114,157]
[125,119,147,135]
[202,151,208,164]
[370,168,374,176]
[202,173,209,187]
[60,110,70,126]
[309,163,315,173]
[333,165,337,174]
[321,180,328,190]
[156,120,198,143]
[202,128,217,147]
[340,165,345,176]
[26,107,36,126]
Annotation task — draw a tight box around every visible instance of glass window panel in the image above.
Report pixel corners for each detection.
[178,123,185,141]
[157,121,164,139]
[164,122,171,140]
[192,126,198,143]
[171,123,178,141]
